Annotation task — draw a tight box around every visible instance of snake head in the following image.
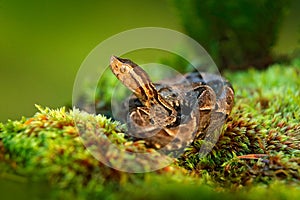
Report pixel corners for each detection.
[110,56,138,74]
[110,55,153,99]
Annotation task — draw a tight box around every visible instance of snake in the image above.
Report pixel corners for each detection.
[110,56,234,151]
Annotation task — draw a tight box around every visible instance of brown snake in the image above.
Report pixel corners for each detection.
[110,56,234,151]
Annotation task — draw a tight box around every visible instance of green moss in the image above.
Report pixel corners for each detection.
[1,61,300,199]
[0,105,187,199]
[178,61,300,187]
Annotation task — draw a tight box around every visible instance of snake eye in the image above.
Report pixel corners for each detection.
[120,65,128,73]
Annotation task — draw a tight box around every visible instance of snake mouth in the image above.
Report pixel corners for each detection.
[110,55,122,66]
[109,55,120,72]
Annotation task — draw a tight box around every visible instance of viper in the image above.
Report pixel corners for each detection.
[110,56,234,151]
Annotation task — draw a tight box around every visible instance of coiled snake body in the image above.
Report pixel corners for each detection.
[110,56,234,151]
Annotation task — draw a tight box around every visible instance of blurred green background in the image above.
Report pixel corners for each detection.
[0,0,299,122]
